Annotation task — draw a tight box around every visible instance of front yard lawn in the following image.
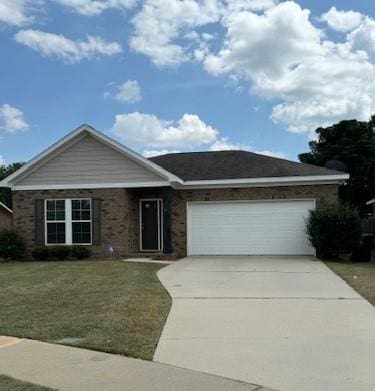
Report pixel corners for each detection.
[0,375,55,390]
[0,261,171,360]
[326,261,375,305]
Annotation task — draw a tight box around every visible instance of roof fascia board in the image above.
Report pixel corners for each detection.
[177,174,349,189]
[0,124,183,187]
[12,181,171,191]
[9,175,348,191]
[0,202,13,213]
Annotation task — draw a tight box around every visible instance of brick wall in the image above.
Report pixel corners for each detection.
[12,184,339,259]
[12,189,139,259]
[0,207,12,229]
[170,184,339,257]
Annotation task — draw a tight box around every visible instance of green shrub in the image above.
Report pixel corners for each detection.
[0,229,25,260]
[32,246,50,261]
[48,246,71,260]
[306,204,361,259]
[71,246,92,259]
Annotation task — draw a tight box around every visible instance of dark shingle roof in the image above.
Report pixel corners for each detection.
[149,150,345,181]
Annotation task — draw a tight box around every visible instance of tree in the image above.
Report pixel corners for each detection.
[299,117,375,215]
[0,162,24,208]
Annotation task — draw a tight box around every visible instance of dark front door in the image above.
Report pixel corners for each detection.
[140,199,162,251]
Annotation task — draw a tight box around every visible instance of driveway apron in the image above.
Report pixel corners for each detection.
[154,256,375,391]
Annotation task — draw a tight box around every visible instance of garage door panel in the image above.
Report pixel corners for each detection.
[188,200,315,255]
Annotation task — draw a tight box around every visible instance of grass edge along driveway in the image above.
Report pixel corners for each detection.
[0,260,171,360]
[325,260,375,306]
[0,375,56,390]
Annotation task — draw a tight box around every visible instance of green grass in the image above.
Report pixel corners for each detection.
[0,261,171,360]
[326,260,375,305]
[0,375,55,390]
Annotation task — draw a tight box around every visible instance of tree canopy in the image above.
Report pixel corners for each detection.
[299,117,375,215]
[0,162,24,208]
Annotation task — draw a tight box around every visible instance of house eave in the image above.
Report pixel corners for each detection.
[0,202,13,214]
[11,181,172,191]
[174,174,349,189]
[7,174,349,191]
[0,124,184,188]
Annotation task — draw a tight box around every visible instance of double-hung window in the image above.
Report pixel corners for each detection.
[46,200,66,244]
[45,199,92,245]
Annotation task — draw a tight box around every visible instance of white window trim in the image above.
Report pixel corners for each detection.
[45,198,92,246]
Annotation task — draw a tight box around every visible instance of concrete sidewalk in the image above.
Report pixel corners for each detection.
[0,337,273,391]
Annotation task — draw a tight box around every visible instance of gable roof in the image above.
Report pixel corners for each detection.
[0,124,349,190]
[150,150,347,181]
[0,202,12,214]
[0,124,183,188]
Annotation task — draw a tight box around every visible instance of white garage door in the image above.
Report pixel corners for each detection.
[187,200,315,255]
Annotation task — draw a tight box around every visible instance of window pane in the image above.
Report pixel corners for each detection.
[46,200,65,221]
[71,199,91,221]
[72,200,80,210]
[81,200,90,210]
[56,211,65,220]
[47,223,66,244]
[47,210,55,221]
[72,222,91,244]
[81,210,91,220]
[72,210,81,220]
[56,200,65,210]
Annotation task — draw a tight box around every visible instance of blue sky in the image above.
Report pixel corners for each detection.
[0,0,374,164]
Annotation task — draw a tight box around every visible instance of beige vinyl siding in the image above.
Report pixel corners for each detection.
[16,135,165,185]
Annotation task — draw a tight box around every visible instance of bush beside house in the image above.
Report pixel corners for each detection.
[306,204,361,260]
[0,229,26,260]
[32,245,92,261]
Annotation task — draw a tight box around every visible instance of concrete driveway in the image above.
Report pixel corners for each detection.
[154,256,375,391]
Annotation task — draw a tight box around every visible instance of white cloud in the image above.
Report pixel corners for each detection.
[143,149,180,157]
[14,29,122,63]
[130,0,222,67]
[347,17,375,62]
[201,1,375,134]
[0,0,40,26]
[111,112,286,159]
[0,155,5,166]
[253,150,286,159]
[129,0,278,67]
[109,80,142,103]
[56,0,137,16]
[111,112,218,148]
[209,137,251,151]
[128,1,375,135]
[321,6,363,33]
[0,104,29,133]
[209,136,285,158]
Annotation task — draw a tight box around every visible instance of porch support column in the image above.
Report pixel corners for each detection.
[162,187,173,254]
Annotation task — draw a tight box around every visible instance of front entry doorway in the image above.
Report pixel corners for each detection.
[140,199,163,251]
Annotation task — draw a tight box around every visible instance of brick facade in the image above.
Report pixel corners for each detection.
[12,189,139,259]
[12,184,339,259]
[0,206,12,229]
